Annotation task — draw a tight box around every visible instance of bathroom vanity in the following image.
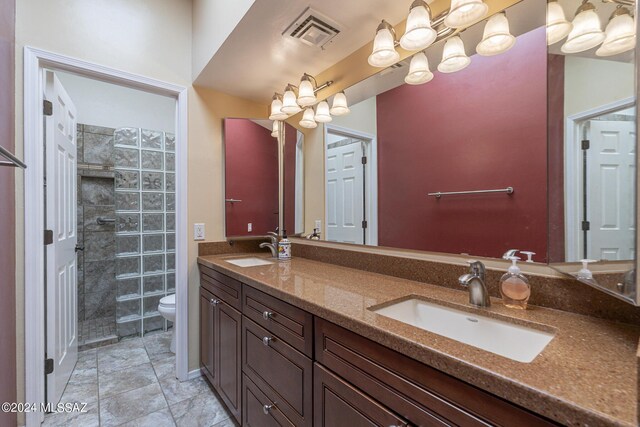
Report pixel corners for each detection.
[198,254,639,427]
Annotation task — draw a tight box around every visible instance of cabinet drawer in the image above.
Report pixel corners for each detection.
[200,265,242,310]
[314,363,408,427]
[242,317,313,427]
[315,318,559,427]
[243,285,313,357]
[243,374,295,427]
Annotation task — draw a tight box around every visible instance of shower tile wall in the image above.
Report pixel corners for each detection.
[76,124,117,335]
[114,128,175,338]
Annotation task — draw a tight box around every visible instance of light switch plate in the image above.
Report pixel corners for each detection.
[315,220,322,233]
[194,223,205,241]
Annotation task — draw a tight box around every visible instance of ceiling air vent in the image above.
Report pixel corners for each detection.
[379,61,406,76]
[283,7,342,49]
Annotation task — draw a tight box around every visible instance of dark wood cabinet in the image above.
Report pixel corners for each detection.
[199,287,216,384]
[314,363,408,427]
[243,374,296,427]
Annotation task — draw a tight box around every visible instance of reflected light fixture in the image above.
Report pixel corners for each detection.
[561,1,605,54]
[281,84,302,115]
[271,120,280,138]
[444,0,489,29]
[596,6,636,57]
[330,92,350,116]
[476,12,516,56]
[368,20,400,67]
[437,36,471,73]
[297,74,317,107]
[546,1,573,46]
[405,52,434,84]
[400,0,437,51]
[314,101,333,123]
[299,108,317,129]
[269,94,288,121]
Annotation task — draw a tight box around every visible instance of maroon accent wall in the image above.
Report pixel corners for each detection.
[0,0,17,423]
[224,119,278,236]
[547,54,566,263]
[283,123,297,235]
[377,27,549,261]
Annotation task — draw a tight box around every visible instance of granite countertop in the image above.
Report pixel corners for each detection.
[198,253,640,427]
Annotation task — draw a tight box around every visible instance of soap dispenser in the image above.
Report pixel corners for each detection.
[278,230,291,260]
[499,257,530,310]
[577,259,597,280]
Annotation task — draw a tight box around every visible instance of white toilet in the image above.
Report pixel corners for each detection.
[158,294,176,353]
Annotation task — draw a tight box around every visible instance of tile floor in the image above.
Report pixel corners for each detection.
[43,331,236,427]
[78,317,118,351]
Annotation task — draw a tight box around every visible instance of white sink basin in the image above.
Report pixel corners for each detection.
[225,257,273,268]
[372,298,554,363]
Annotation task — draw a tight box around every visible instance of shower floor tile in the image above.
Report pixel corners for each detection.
[79,317,118,351]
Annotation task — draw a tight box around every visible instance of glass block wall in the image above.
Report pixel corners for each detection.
[114,128,176,337]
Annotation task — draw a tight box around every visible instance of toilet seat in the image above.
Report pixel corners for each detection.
[159,294,175,307]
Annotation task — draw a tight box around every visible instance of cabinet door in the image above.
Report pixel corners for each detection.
[199,288,216,383]
[217,300,242,424]
[314,364,408,427]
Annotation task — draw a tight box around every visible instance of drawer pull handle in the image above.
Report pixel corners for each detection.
[210,299,220,305]
[262,336,273,346]
[262,311,274,320]
[263,404,273,415]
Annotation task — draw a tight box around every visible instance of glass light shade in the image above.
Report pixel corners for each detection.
[330,92,350,116]
[297,77,317,107]
[314,101,333,123]
[561,5,605,54]
[405,52,434,85]
[476,13,516,56]
[368,23,400,67]
[546,1,572,45]
[437,36,471,73]
[269,97,288,121]
[281,86,301,114]
[299,108,317,129]
[596,12,636,57]
[271,120,279,138]
[444,0,488,29]
[400,3,437,51]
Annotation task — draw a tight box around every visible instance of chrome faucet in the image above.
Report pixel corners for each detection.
[502,249,519,260]
[259,231,279,258]
[458,261,491,308]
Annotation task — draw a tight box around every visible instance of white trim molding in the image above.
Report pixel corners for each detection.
[23,47,189,427]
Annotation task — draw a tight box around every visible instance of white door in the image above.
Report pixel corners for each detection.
[326,139,364,244]
[45,70,78,404]
[587,120,636,260]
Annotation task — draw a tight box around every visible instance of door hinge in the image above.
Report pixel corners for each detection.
[44,230,53,245]
[581,140,590,150]
[581,221,590,231]
[361,156,367,165]
[43,100,53,116]
[44,358,54,375]
[362,220,368,229]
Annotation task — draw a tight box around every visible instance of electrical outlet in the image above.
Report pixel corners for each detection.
[315,220,322,233]
[247,223,252,232]
[194,223,205,241]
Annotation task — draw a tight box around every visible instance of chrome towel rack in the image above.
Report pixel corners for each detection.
[428,187,514,199]
[0,145,27,169]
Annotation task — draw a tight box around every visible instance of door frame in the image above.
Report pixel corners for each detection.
[23,46,189,426]
[323,124,378,246]
[564,96,635,261]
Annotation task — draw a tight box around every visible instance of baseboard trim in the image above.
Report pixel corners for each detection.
[187,368,202,380]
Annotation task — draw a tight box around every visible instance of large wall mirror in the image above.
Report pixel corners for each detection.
[280,0,639,304]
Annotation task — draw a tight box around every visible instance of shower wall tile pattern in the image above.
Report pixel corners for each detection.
[114,128,176,338]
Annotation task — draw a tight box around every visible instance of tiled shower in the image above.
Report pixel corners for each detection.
[76,124,175,349]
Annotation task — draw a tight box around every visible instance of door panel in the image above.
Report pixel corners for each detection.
[217,301,242,423]
[45,70,78,404]
[199,288,215,382]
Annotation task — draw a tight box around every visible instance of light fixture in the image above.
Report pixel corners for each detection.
[476,12,516,56]
[546,1,573,46]
[368,20,400,67]
[437,36,471,73]
[405,52,434,84]
[314,101,333,123]
[330,92,350,116]
[269,94,288,121]
[299,108,317,129]
[561,1,605,54]
[271,120,280,138]
[281,84,302,115]
[444,0,489,29]
[400,0,437,51]
[596,6,636,57]
[297,74,317,107]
